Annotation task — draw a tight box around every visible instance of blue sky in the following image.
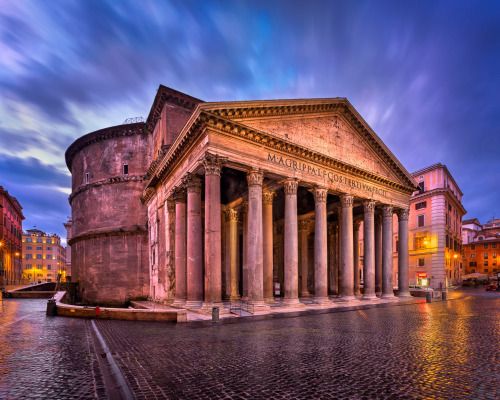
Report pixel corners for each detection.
[1,0,499,241]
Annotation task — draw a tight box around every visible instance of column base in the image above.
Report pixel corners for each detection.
[283,298,305,307]
[184,300,203,309]
[300,291,311,297]
[229,294,241,302]
[381,293,397,300]
[361,294,378,301]
[398,291,412,298]
[264,297,275,304]
[336,295,357,302]
[313,296,331,305]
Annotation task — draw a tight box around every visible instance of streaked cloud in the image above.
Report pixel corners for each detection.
[0,0,499,239]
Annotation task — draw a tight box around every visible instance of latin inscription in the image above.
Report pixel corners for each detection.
[267,153,387,197]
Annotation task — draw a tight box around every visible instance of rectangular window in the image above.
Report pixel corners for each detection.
[417,215,425,227]
[484,261,488,267]
[418,181,425,193]
[471,244,475,250]
[36,246,42,250]
[36,254,42,259]
[493,252,497,258]
[484,243,488,249]
[469,262,476,267]
[492,243,497,248]
[26,238,32,243]
[26,254,32,259]
[47,265,51,270]
[484,253,488,259]
[484,269,488,272]
[470,253,475,258]
[123,164,129,175]
[415,201,427,210]
[418,258,425,267]
[85,172,89,184]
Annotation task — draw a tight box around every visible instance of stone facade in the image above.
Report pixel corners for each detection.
[66,123,151,305]
[67,85,418,306]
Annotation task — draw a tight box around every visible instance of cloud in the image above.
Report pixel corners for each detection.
[0,0,499,234]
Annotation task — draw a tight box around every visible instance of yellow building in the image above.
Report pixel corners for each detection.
[21,229,67,283]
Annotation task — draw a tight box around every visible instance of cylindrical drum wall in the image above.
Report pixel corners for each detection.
[66,123,150,305]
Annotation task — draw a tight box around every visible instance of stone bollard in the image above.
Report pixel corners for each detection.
[46,299,57,316]
[212,307,219,322]
[426,291,432,303]
[442,291,447,301]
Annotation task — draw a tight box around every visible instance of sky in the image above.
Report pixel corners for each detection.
[0,0,499,242]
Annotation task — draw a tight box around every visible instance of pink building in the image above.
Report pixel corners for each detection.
[404,164,465,289]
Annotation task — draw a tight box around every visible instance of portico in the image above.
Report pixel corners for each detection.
[143,97,417,310]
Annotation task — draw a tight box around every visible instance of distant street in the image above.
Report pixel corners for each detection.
[0,289,499,399]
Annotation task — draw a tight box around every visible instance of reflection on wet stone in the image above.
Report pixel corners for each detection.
[0,291,499,399]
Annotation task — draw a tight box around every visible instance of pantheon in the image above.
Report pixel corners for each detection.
[66,85,417,308]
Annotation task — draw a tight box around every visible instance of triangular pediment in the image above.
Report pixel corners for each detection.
[200,99,416,189]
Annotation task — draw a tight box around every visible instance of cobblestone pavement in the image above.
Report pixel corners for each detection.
[1,290,499,399]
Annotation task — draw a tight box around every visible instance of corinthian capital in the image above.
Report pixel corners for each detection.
[382,205,393,218]
[171,186,186,203]
[397,207,410,221]
[183,173,202,193]
[363,200,376,214]
[247,168,264,187]
[225,208,239,222]
[340,194,354,208]
[283,178,299,195]
[202,153,226,176]
[313,186,328,203]
[262,189,275,205]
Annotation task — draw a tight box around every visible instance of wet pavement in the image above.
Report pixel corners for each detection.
[0,289,499,399]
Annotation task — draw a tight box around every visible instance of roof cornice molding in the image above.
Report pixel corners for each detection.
[65,123,145,171]
[199,99,417,188]
[145,85,203,135]
[412,188,467,214]
[143,108,416,201]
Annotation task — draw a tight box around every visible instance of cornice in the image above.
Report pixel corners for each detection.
[65,123,145,171]
[144,85,203,135]
[411,188,466,215]
[143,102,417,199]
[69,225,147,246]
[200,99,417,189]
[69,175,146,204]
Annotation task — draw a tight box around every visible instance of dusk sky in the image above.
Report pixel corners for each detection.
[1,0,499,241]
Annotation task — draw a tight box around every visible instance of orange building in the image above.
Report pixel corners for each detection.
[462,218,500,276]
[21,229,67,283]
[0,185,24,288]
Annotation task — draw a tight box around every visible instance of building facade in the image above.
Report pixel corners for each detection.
[22,229,67,283]
[463,218,500,277]
[67,86,417,307]
[405,164,465,289]
[0,185,24,288]
[63,218,73,281]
